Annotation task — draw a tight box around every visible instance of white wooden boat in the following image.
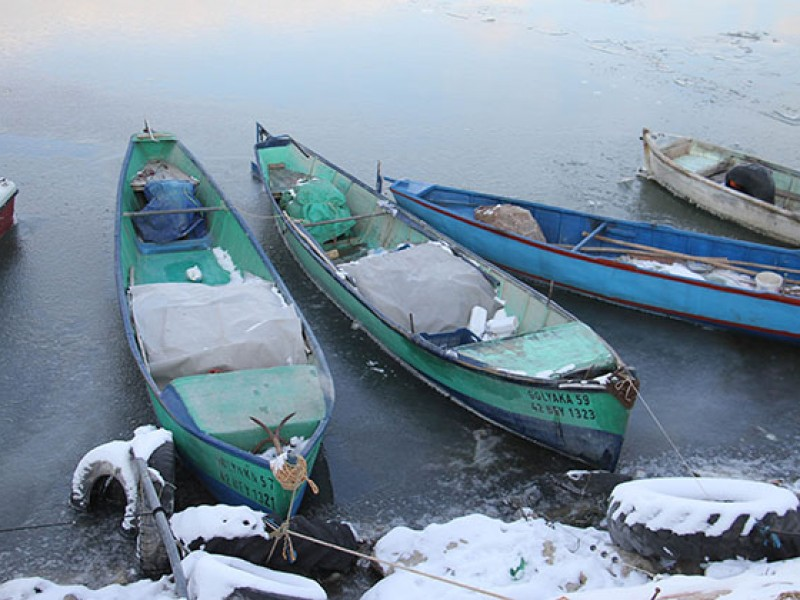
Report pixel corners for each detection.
[640,128,800,246]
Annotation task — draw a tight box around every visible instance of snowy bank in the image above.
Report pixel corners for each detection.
[365,512,800,600]
[2,510,800,599]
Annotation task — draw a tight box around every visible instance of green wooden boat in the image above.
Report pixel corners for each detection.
[116,127,334,517]
[252,123,639,471]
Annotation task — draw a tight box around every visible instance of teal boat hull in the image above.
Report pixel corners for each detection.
[116,129,334,517]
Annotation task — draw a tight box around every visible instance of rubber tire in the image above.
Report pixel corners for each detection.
[137,441,176,579]
[607,478,800,565]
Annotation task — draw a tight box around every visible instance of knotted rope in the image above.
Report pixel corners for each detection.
[268,452,319,564]
[273,453,319,496]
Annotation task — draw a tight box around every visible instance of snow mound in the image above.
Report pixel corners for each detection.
[366,513,647,599]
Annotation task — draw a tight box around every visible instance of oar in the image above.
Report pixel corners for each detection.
[576,245,753,269]
[578,245,800,273]
[718,256,800,277]
[589,234,798,277]
[572,244,800,286]
[579,234,744,272]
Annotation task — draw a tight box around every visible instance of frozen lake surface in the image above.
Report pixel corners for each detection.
[1,1,799,597]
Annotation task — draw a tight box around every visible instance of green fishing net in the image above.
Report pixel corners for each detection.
[285,178,355,243]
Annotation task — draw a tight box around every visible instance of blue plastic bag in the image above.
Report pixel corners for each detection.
[134,180,207,243]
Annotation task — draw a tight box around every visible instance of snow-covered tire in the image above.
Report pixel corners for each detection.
[607,477,800,564]
[136,441,176,578]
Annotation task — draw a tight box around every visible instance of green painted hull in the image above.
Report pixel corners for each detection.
[285,228,629,431]
[116,129,334,515]
[151,391,321,515]
[253,124,638,470]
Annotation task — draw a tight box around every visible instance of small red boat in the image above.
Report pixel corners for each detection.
[0,177,18,239]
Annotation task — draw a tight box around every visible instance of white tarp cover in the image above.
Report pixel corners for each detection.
[340,242,499,334]
[130,277,307,381]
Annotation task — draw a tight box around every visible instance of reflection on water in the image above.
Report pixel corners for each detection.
[1,0,800,597]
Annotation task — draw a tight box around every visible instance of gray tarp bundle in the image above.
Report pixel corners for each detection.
[130,277,307,381]
[340,242,499,334]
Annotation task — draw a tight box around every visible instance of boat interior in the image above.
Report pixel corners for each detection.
[397,181,800,295]
[659,137,800,211]
[257,141,619,381]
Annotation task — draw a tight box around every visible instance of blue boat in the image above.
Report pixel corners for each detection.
[387,177,800,343]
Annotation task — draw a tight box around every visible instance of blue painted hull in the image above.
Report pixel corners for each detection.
[389,179,800,343]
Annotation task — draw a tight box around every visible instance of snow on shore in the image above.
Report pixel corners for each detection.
[2,508,800,599]
[5,429,798,599]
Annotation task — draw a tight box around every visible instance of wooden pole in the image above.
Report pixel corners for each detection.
[124,206,227,217]
[573,235,800,286]
[590,234,800,277]
[297,212,385,228]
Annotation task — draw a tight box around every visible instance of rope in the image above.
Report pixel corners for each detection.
[268,453,319,564]
[273,454,319,495]
[266,522,514,600]
[266,449,511,598]
[268,505,298,565]
[0,520,76,534]
[633,391,720,500]
[233,206,279,221]
[636,392,699,480]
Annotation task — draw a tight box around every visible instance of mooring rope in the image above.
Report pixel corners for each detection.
[0,520,76,533]
[636,392,700,480]
[268,453,319,565]
[232,205,279,221]
[264,452,512,598]
[265,520,514,600]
